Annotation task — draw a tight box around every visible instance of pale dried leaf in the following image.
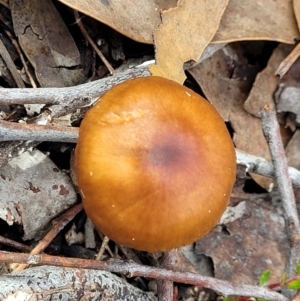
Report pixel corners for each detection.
[149,0,229,83]
[0,150,77,240]
[11,0,85,87]
[57,0,177,44]
[294,0,300,31]
[213,0,299,44]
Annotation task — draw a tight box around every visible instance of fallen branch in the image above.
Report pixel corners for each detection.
[0,120,78,143]
[0,250,287,301]
[0,66,150,106]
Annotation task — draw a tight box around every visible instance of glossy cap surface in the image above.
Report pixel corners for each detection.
[75,76,236,252]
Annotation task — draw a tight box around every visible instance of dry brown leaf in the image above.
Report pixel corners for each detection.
[11,0,85,87]
[213,0,299,44]
[244,44,294,117]
[294,0,300,31]
[195,198,288,285]
[58,0,300,46]
[149,0,229,83]
[188,44,273,190]
[57,0,177,44]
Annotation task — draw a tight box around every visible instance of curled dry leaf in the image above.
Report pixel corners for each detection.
[149,0,229,83]
[213,0,299,44]
[57,0,177,44]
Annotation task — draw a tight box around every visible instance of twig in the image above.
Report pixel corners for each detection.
[0,38,25,88]
[236,148,300,188]
[0,65,150,167]
[0,235,31,253]
[73,10,115,76]
[276,43,300,78]
[0,120,79,143]
[0,66,150,106]
[157,250,177,301]
[0,250,287,301]
[95,236,110,261]
[4,29,37,88]
[13,203,83,272]
[260,106,300,292]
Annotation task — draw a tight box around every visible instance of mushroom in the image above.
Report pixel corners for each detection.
[74,76,236,252]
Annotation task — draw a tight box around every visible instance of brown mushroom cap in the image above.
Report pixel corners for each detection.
[75,76,236,252]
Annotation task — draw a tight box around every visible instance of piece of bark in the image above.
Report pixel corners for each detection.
[0,265,156,301]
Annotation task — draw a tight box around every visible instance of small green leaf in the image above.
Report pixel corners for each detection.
[259,270,271,285]
[296,261,300,273]
[286,278,300,290]
[257,298,266,301]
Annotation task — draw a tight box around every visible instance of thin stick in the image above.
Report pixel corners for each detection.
[260,106,300,285]
[4,29,37,88]
[95,236,110,261]
[73,10,115,76]
[157,250,177,301]
[0,38,25,88]
[0,235,31,253]
[0,120,79,143]
[0,66,150,106]
[236,149,300,188]
[13,203,83,272]
[0,250,287,301]
[260,107,300,237]
[276,43,300,78]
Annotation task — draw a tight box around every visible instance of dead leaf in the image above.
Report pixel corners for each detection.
[294,0,300,31]
[0,149,77,240]
[195,199,288,285]
[10,0,85,87]
[244,44,294,117]
[57,0,177,44]
[213,0,299,44]
[149,0,229,83]
[188,44,273,190]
